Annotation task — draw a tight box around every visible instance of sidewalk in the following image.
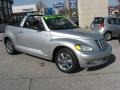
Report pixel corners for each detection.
[0,24,5,33]
[0,33,3,41]
[0,24,5,41]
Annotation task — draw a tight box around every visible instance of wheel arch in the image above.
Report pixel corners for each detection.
[104,31,112,35]
[4,37,11,44]
[52,45,76,62]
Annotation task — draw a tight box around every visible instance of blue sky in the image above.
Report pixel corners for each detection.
[14,0,119,7]
[108,0,119,6]
[14,0,64,7]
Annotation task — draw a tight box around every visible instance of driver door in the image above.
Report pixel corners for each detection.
[17,15,51,58]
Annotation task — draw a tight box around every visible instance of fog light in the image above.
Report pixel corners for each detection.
[87,60,95,64]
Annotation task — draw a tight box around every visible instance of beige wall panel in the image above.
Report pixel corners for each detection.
[78,0,108,27]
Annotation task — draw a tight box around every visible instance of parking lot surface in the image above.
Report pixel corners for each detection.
[0,39,120,90]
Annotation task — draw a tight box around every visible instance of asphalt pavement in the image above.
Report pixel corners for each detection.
[0,39,120,90]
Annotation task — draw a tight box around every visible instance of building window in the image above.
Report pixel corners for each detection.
[0,0,13,23]
[8,2,10,8]
[0,0,2,7]
[4,8,8,15]
[0,8,2,12]
[9,3,12,8]
[3,1,7,8]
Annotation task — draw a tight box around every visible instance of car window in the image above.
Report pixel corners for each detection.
[23,16,45,31]
[107,18,120,25]
[93,17,104,24]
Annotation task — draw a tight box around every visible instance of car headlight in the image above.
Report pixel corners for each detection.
[75,44,93,52]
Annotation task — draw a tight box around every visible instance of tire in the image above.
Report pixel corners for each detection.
[119,34,120,43]
[55,48,79,73]
[5,39,18,55]
[104,32,112,41]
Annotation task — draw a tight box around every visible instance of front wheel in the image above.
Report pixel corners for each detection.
[5,39,18,55]
[104,32,112,41]
[55,48,79,73]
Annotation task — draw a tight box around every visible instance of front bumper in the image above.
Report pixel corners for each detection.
[76,44,112,68]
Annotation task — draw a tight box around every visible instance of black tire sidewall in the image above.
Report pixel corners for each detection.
[104,32,112,41]
[5,39,17,55]
[55,48,79,73]
[119,34,120,43]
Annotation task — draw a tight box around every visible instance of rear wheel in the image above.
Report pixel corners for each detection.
[104,32,112,41]
[55,48,79,73]
[5,39,18,55]
[119,34,120,43]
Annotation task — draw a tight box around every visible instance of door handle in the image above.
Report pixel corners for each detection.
[18,31,23,33]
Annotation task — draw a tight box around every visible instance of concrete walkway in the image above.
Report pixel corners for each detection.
[0,33,3,41]
[0,24,5,33]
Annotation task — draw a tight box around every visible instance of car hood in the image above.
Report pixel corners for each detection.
[51,28,103,40]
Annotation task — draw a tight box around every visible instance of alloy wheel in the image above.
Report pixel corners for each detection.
[57,52,73,71]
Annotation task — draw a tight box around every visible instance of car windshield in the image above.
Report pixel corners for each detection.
[43,16,78,30]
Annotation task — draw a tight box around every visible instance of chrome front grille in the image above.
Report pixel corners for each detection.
[95,39,108,51]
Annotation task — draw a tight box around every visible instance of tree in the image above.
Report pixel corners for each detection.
[37,0,46,13]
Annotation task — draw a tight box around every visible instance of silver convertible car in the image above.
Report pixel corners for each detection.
[3,15,112,73]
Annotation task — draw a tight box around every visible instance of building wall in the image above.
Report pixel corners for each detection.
[12,4,37,13]
[78,0,108,27]
[0,0,13,23]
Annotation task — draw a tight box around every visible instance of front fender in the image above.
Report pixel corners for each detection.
[4,25,18,47]
[49,38,82,59]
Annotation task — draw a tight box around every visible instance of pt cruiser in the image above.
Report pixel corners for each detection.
[3,15,112,73]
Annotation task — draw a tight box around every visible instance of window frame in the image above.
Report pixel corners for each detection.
[23,15,46,31]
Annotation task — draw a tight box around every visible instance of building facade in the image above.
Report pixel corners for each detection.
[0,0,13,23]
[78,0,108,27]
[12,4,38,14]
[12,4,40,23]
